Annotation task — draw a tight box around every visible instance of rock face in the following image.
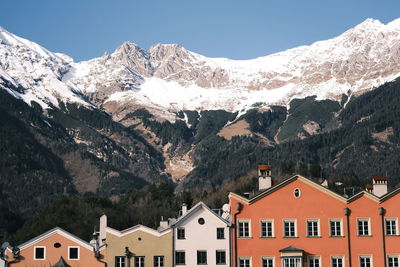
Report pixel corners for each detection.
[2,18,400,117]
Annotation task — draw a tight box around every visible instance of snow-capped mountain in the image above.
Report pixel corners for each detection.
[0,27,90,109]
[1,18,400,117]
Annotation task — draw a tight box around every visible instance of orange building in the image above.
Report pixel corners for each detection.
[229,170,400,267]
[4,227,105,267]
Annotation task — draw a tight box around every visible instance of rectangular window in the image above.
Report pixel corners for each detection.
[154,256,164,267]
[34,246,45,260]
[358,219,370,236]
[115,256,126,267]
[68,246,79,260]
[307,220,319,237]
[388,256,399,267]
[217,228,225,239]
[261,220,273,237]
[197,251,207,265]
[386,219,397,236]
[308,256,320,267]
[238,221,250,237]
[331,256,344,267]
[135,256,145,267]
[239,258,250,267]
[282,257,301,267]
[216,250,226,265]
[262,257,274,267]
[330,219,342,236]
[360,256,371,267]
[177,228,185,239]
[284,220,296,237]
[175,251,185,265]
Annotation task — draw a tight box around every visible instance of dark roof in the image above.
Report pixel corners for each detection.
[52,257,71,267]
[279,246,304,252]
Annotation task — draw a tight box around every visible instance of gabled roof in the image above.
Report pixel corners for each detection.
[279,246,304,252]
[229,174,400,205]
[171,201,230,227]
[229,174,347,205]
[106,224,171,238]
[14,227,94,251]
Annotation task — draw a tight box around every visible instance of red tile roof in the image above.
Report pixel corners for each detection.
[258,165,272,171]
[372,176,387,181]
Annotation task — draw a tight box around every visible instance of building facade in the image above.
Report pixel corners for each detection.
[99,214,173,267]
[4,227,104,267]
[229,174,400,267]
[172,202,231,267]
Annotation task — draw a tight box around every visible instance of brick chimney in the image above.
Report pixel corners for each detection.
[372,176,388,197]
[258,165,272,191]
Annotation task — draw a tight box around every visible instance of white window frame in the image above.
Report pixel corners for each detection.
[115,256,126,267]
[388,254,400,267]
[68,246,80,260]
[135,256,145,267]
[357,218,371,236]
[239,257,251,267]
[282,257,302,267]
[359,255,372,267]
[385,218,398,236]
[261,256,274,267]
[197,250,207,265]
[308,256,321,267]
[260,219,274,237]
[283,219,297,237]
[331,255,345,267]
[330,219,343,237]
[238,220,251,238]
[154,256,164,267]
[34,246,46,260]
[307,219,320,237]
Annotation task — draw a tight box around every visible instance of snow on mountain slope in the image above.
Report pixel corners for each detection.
[64,18,400,115]
[1,18,400,116]
[0,27,90,109]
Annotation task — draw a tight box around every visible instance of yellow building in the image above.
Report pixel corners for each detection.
[99,215,172,267]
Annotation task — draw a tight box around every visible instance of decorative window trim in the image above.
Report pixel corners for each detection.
[293,188,301,198]
[238,257,251,267]
[34,246,46,260]
[260,219,274,238]
[238,219,251,238]
[329,218,343,237]
[387,254,400,267]
[68,246,80,260]
[357,218,371,236]
[331,255,345,267]
[307,255,321,267]
[385,218,398,236]
[261,256,274,267]
[359,254,373,267]
[283,219,297,238]
[306,219,320,237]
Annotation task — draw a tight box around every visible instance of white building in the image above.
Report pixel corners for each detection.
[172,202,231,267]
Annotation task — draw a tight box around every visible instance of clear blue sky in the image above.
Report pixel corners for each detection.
[1,0,399,62]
